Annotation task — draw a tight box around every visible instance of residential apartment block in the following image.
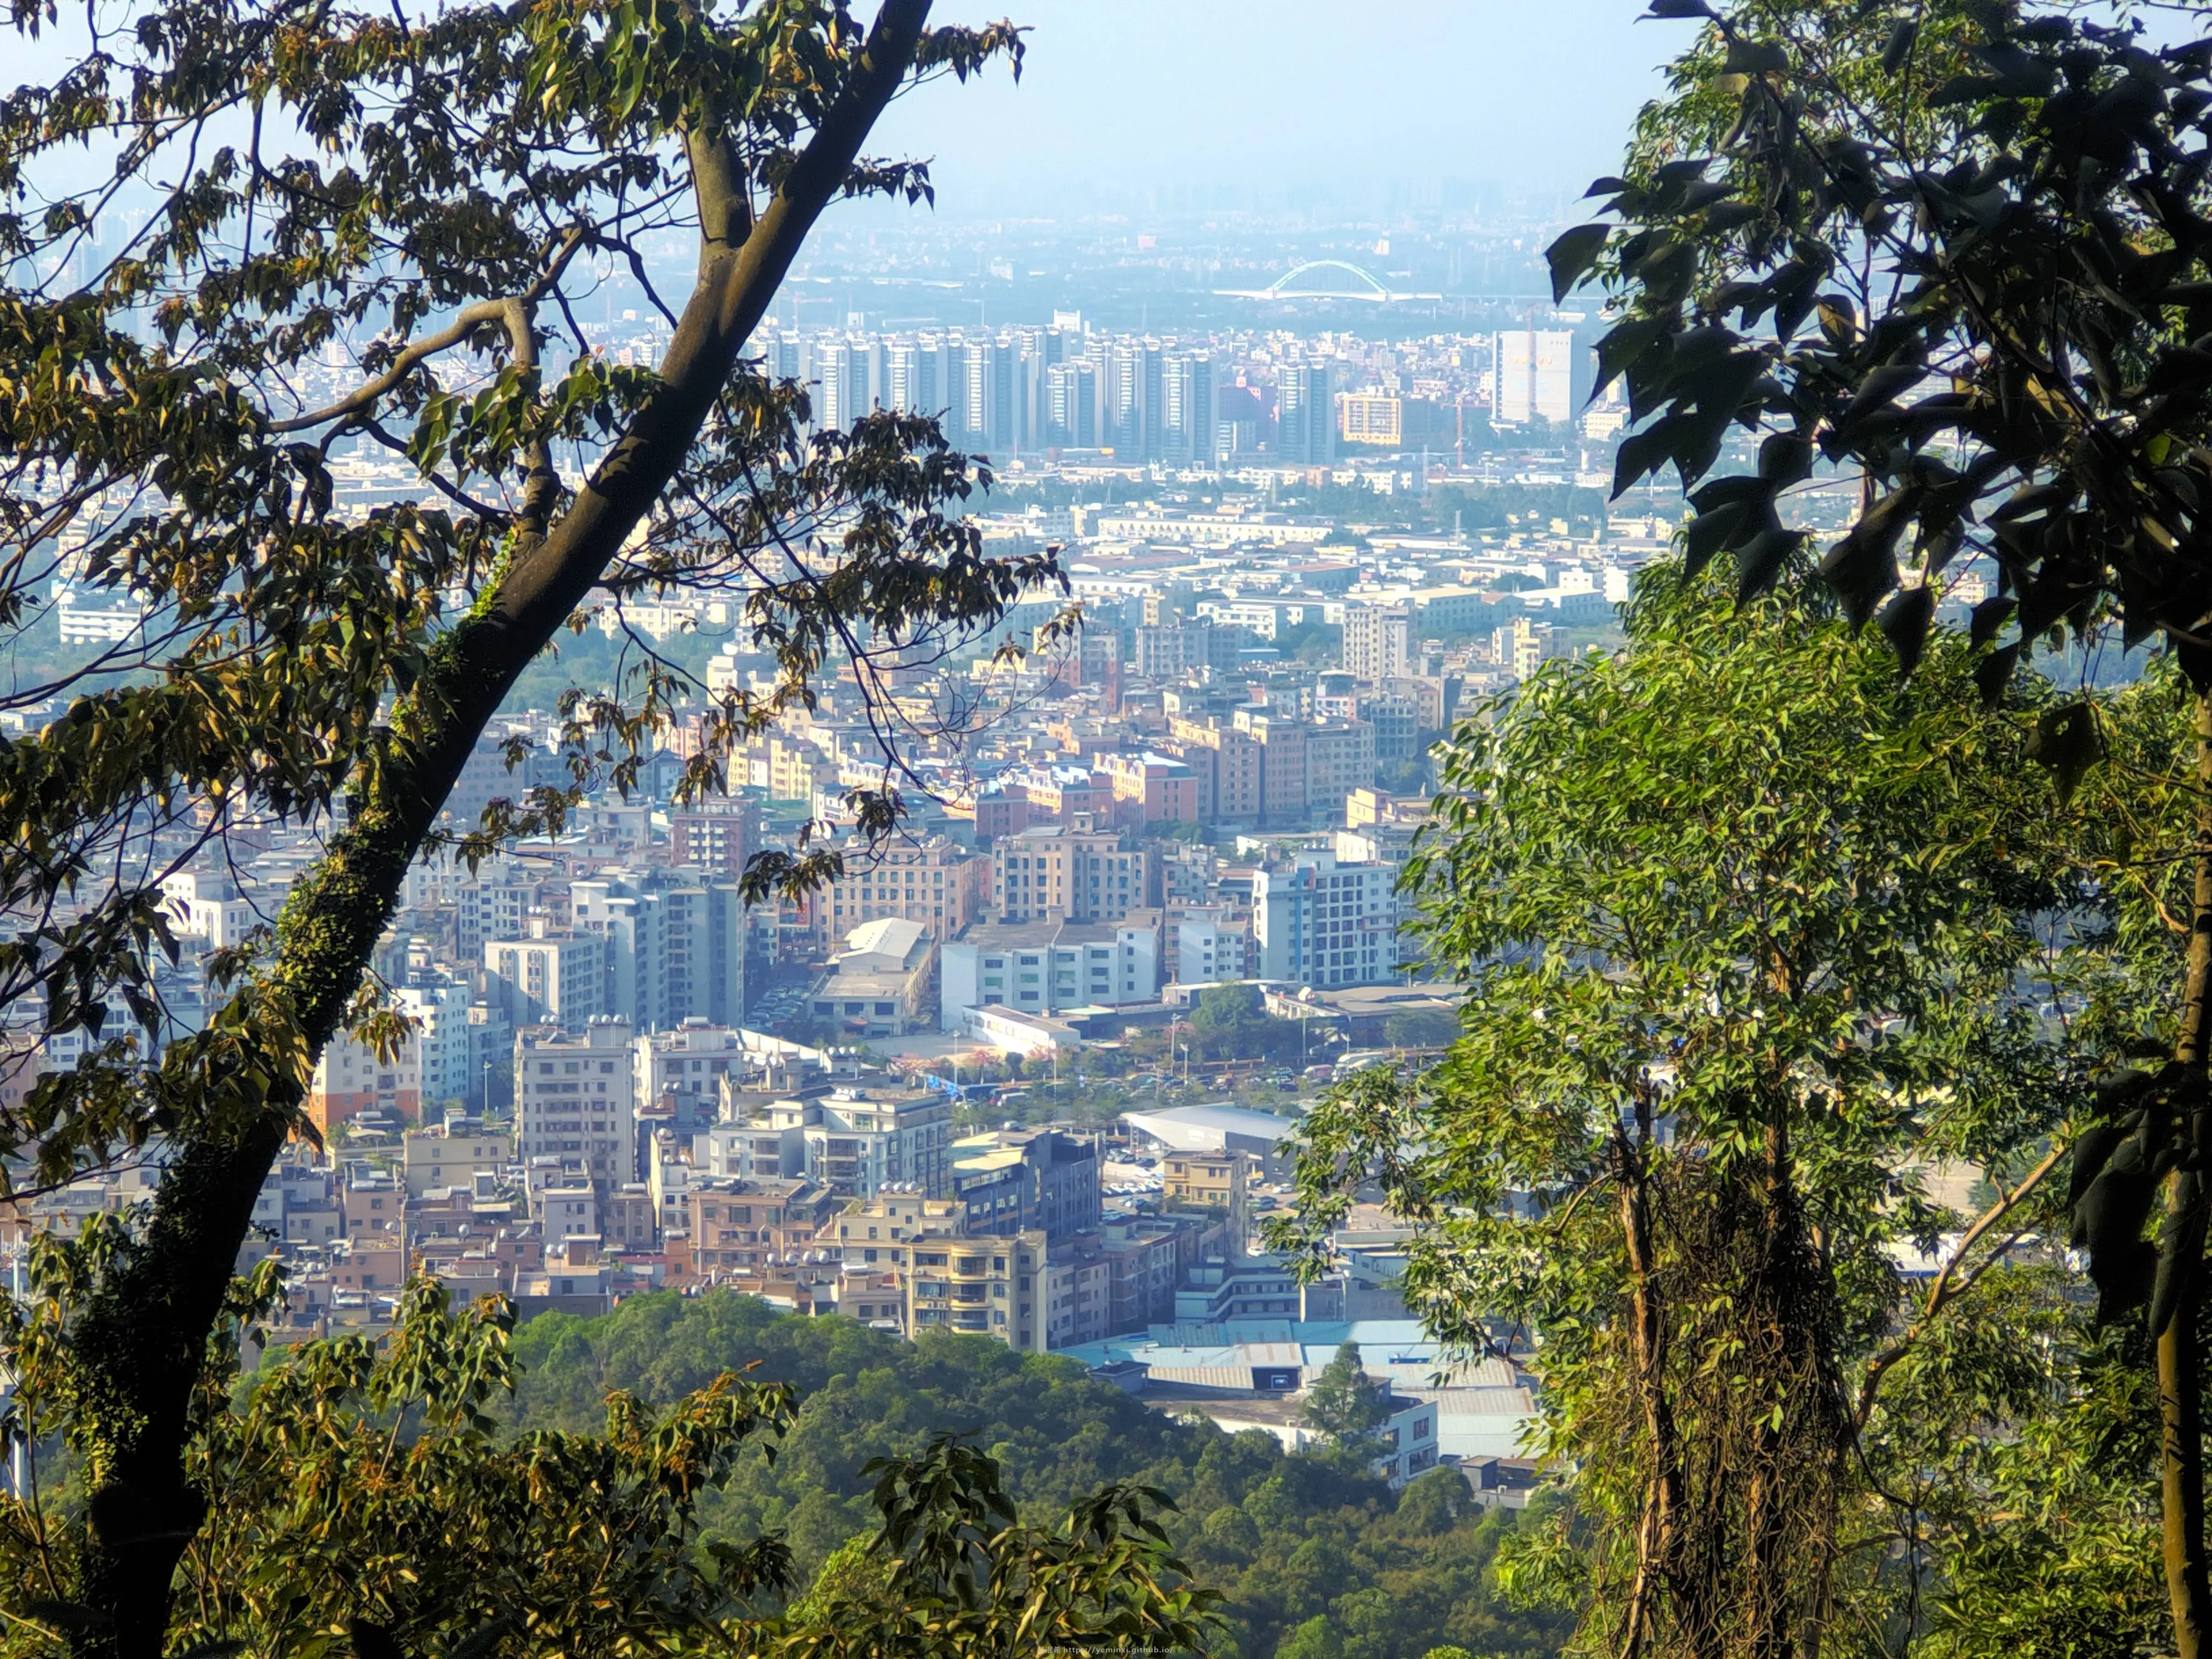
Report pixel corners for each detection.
[992,816,1158,923]
[939,915,1164,1030]
[1252,852,1398,989]
[808,834,989,944]
[906,1230,1049,1349]
[949,1128,1101,1243]
[308,1026,421,1134]
[515,1018,637,1190]
[801,1087,955,1199]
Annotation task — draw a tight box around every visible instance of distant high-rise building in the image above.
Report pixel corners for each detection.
[1047,361,1097,447]
[885,342,920,413]
[815,338,867,431]
[914,335,947,418]
[958,339,1026,453]
[991,341,1022,452]
[1163,354,1217,467]
[1107,342,1144,458]
[1190,354,1217,467]
[1493,328,1575,426]
[1139,341,1164,461]
[1342,603,1413,684]
[961,339,991,445]
[947,338,973,442]
[1277,360,1335,464]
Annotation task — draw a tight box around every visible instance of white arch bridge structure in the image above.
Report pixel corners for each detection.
[1214,259,1442,303]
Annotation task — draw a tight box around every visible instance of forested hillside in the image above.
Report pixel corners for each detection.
[507,1293,1568,1659]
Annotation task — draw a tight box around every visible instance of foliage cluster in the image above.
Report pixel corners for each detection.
[502,1290,1573,1659]
[1276,569,2152,1657]
[1189,986,1305,1064]
[0,1246,1220,1659]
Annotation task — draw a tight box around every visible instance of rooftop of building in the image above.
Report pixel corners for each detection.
[953,914,1163,951]
[1121,1103,1302,1149]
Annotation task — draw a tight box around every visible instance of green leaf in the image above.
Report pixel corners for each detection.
[1545,223,1610,304]
[1971,641,2020,705]
[1732,528,1803,601]
[1880,19,1919,73]
[1875,584,1935,676]
[2026,701,2107,801]
[1612,418,1681,497]
[1723,39,1789,76]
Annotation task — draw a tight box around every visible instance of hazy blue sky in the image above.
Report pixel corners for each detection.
[870,1,1692,216]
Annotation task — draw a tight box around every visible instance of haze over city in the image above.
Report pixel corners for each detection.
[4,5,2185,1658]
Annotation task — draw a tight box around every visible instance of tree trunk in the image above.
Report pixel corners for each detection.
[2163,686,2212,1659]
[1742,1111,1799,1659]
[1616,1119,1713,1659]
[61,7,934,1655]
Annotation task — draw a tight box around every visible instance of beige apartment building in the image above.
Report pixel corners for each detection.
[1307,721,1378,807]
[1166,717,1263,822]
[683,1176,837,1278]
[807,834,989,945]
[1166,1150,1250,1224]
[906,1230,1050,1350]
[514,1018,635,1190]
[401,1128,512,1198]
[1097,750,1198,830]
[1239,716,1309,825]
[832,1195,1199,1354]
[993,815,1158,923]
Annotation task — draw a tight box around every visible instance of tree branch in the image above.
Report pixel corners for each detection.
[267,228,586,435]
[1852,1139,2069,1429]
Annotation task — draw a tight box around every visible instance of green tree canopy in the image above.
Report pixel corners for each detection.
[0,1260,1219,1659]
[0,6,1046,1654]
[1188,984,1301,1064]
[493,1289,1573,1659]
[1278,573,2101,1657]
[1195,984,1267,1032]
[1381,1010,1457,1051]
[1547,4,2212,1647]
[1299,1345,1393,1451]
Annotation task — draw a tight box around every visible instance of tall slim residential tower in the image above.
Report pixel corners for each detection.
[1340,603,1413,684]
[760,332,801,383]
[1277,360,1334,465]
[885,342,919,413]
[991,340,1024,452]
[1047,361,1097,448]
[1139,341,1164,461]
[1107,341,1144,458]
[947,338,973,442]
[1164,354,1217,468]
[1492,328,1575,426]
[815,339,867,431]
[961,339,1025,454]
[913,335,947,417]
